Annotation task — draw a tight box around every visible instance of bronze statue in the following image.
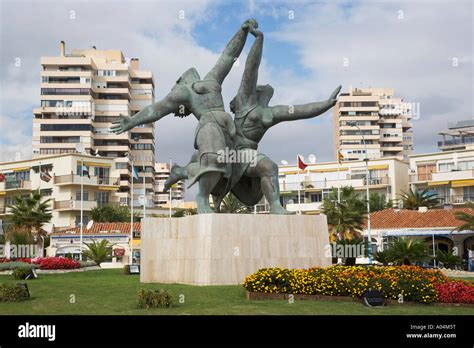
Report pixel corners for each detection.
[162,27,341,214]
[111,19,258,214]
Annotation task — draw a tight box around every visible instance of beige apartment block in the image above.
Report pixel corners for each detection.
[333,87,414,162]
[153,163,185,207]
[32,41,155,209]
[0,154,121,231]
[409,149,474,205]
[255,157,409,214]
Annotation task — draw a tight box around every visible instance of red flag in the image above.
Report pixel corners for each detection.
[297,155,308,170]
[0,173,4,182]
[338,150,344,164]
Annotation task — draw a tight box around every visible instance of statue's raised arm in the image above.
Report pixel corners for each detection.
[269,85,341,125]
[204,19,258,84]
[110,84,190,134]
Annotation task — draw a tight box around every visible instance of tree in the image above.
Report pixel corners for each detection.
[90,204,140,222]
[220,193,251,214]
[453,202,474,232]
[384,237,430,266]
[435,250,462,269]
[369,192,393,212]
[322,186,366,240]
[83,239,113,266]
[172,208,197,217]
[7,190,52,257]
[400,188,439,210]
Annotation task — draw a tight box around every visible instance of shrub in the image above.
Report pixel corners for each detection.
[12,268,34,280]
[436,250,462,269]
[435,281,474,304]
[0,283,29,302]
[123,265,130,275]
[137,289,172,309]
[33,257,80,270]
[0,262,38,271]
[243,265,447,304]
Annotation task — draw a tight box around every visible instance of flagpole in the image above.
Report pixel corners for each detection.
[337,150,341,203]
[130,159,134,265]
[297,155,301,215]
[169,157,172,218]
[143,159,146,221]
[80,158,83,261]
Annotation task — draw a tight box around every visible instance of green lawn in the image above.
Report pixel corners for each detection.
[0,269,473,315]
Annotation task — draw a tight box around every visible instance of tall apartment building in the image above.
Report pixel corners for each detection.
[333,87,413,162]
[438,119,474,151]
[32,41,155,208]
[153,163,185,207]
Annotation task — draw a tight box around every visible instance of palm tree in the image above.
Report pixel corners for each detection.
[452,202,474,232]
[385,237,430,265]
[435,250,462,269]
[90,204,140,222]
[322,186,366,240]
[400,188,439,210]
[83,239,113,266]
[7,190,52,257]
[220,193,251,214]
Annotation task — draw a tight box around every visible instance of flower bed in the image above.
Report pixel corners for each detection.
[242,265,474,304]
[33,257,80,270]
[0,257,80,270]
[435,281,474,304]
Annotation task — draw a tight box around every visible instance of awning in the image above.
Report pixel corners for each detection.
[309,168,349,173]
[428,181,450,187]
[280,171,298,175]
[0,192,5,196]
[132,240,141,247]
[381,229,474,237]
[368,164,389,170]
[83,161,111,167]
[451,179,474,188]
[12,166,31,172]
[99,187,119,191]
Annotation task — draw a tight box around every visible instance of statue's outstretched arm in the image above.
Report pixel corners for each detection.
[204,19,257,85]
[110,85,190,134]
[237,29,263,105]
[269,85,341,125]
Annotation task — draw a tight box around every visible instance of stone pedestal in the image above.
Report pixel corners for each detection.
[141,214,331,286]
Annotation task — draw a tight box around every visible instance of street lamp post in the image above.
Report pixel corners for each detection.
[348,121,372,264]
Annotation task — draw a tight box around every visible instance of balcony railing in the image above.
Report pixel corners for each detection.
[437,195,474,205]
[54,200,119,210]
[4,180,31,190]
[53,175,120,186]
[280,176,389,192]
[438,137,474,148]
[410,173,433,182]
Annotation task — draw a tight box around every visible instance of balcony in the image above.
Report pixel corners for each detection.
[0,180,31,191]
[54,200,120,211]
[432,169,474,182]
[53,175,120,187]
[279,176,389,192]
[438,137,474,149]
[286,201,323,213]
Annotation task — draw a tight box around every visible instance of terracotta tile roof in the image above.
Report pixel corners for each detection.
[52,222,140,236]
[365,208,474,229]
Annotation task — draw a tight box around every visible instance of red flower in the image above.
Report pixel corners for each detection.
[435,281,474,304]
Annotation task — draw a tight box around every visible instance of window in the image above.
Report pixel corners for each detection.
[94,167,110,179]
[94,192,110,204]
[310,193,322,202]
[76,191,89,201]
[75,215,90,226]
[458,160,474,170]
[40,124,91,131]
[438,162,455,172]
[40,188,52,197]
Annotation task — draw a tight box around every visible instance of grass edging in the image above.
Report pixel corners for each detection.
[245,291,474,308]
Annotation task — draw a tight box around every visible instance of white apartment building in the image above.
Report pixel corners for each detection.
[0,154,121,231]
[32,41,155,209]
[153,163,185,207]
[256,157,409,214]
[333,87,414,162]
[409,149,474,205]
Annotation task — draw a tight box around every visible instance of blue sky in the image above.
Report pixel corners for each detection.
[0,0,472,171]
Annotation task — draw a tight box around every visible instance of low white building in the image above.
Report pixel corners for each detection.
[48,222,141,268]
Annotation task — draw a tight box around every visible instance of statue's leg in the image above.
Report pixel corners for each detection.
[246,158,293,215]
[196,172,221,214]
[163,151,198,192]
